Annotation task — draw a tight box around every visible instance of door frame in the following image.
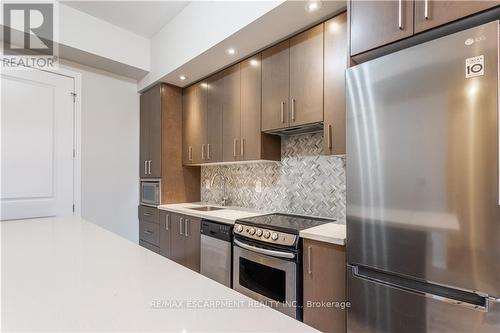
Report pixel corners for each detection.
[38,66,82,216]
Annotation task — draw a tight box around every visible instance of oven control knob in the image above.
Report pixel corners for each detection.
[271,232,279,241]
[256,229,263,237]
[263,231,270,239]
[249,228,256,236]
[236,225,243,233]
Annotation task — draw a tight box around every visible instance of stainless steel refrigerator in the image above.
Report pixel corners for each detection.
[346,20,500,332]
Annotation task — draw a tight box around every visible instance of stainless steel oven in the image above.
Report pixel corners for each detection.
[232,237,300,319]
[140,180,160,207]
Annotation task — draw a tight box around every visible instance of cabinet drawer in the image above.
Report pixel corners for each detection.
[139,240,160,253]
[140,220,160,246]
[139,205,159,224]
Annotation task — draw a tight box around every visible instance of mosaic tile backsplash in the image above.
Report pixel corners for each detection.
[201,133,346,220]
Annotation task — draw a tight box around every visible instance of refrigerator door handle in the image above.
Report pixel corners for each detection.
[351,265,493,312]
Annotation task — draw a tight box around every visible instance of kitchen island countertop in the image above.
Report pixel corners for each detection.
[1,217,318,332]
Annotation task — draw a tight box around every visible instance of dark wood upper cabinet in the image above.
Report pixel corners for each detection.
[206,72,224,163]
[289,24,324,127]
[350,0,414,56]
[262,40,290,131]
[140,86,161,178]
[414,1,499,33]
[139,93,149,178]
[182,82,206,165]
[303,239,346,333]
[148,86,162,178]
[324,13,348,156]
[240,55,262,161]
[140,84,200,203]
[222,64,242,162]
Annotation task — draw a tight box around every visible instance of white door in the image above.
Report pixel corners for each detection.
[1,68,75,220]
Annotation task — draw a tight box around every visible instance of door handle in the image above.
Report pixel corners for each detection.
[184,219,189,237]
[307,245,312,275]
[424,0,429,20]
[233,139,238,157]
[201,144,205,160]
[144,160,147,174]
[188,146,193,161]
[240,138,244,157]
[398,0,403,30]
[179,218,184,235]
[148,160,151,174]
[291,98,296,122]
[207,144,211,160]
[165,214,170,230]
[328,124,333,149]
[280,101,285,123]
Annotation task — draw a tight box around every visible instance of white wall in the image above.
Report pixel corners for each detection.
[59,3,150,72]
[60,60,140,243]
[138,0,283,90]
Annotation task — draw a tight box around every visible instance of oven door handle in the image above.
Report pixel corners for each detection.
[234,239,295,259]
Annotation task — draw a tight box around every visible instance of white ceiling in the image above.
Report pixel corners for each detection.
[62,1,190,38]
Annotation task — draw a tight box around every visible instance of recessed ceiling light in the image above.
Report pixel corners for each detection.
[179,75,186,80]
[249,59,259,67]
[306,0,321,12]
[226,48,236,55]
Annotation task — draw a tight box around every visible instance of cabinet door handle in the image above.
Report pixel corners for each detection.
[188,146,193,161]
[165,214,170,230]
[143,230,153,235]
[148,160,151,174]
[398,0,403,30]
[328,124,333,149]
[179,218,184,235]
[307,245,312,275]
[424,0,429,20]
[201,144,205,160]
[143,212,153,216]
[144,160,147,174]
[233,139,238,157]
[240,138,244,157]
[207,144,211,160]
[280,101,285,123]
[291,98,296,122]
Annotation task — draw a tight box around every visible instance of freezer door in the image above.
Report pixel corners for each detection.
[347,266,500,333]
[346,21,500,297]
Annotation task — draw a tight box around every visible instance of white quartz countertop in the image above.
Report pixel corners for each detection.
[1,217,318,332]
[159,203,346,245]
[158,202,269,225]
[299,222,347,246]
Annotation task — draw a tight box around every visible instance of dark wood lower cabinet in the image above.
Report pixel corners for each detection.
[139,205,161,252]
[159,210,172,258]
[303,239,346,333]
[159,210,201,272]
[139,240,159,253]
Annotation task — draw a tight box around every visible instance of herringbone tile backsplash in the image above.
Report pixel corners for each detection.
[201,133,346,220]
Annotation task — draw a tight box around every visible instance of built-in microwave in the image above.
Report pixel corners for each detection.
[140,180,160,207]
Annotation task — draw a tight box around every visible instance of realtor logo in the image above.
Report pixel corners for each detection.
[3,3,54,55]
[1,2,58,69]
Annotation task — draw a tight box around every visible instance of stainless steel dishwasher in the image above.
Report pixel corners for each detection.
[200,220,232,287]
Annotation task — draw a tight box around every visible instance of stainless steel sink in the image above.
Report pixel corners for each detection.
[187,206,225,212]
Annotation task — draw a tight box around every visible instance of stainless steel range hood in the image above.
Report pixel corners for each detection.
[263,122,323,136]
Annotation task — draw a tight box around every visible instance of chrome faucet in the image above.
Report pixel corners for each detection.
[210,172,229,206]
